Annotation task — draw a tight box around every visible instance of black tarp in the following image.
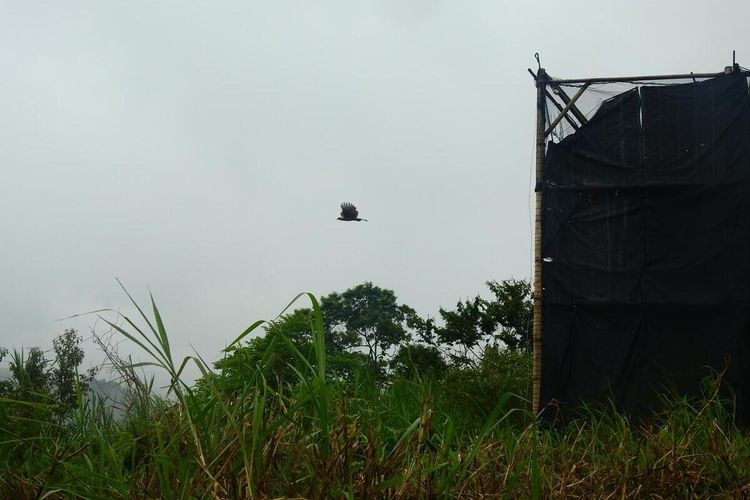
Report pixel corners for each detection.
[540,73,750,422]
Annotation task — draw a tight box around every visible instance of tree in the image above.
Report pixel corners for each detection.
[321,282,413,371]
[7,346,51,396]
[432,279,533,365]
[438,345,531,429]
[1,347,53,432]
[389,344,448,380]
[201,280,530,397]
[436,297,486,365]
[483,279,533,351]
[214,309,318,394]
[51,329,87,408]
[0,330,92,437]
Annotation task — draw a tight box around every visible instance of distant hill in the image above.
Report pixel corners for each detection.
[0,366,128,417]
[88,378,128,418]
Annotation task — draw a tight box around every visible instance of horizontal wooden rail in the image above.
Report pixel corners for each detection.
[550,70,750,85]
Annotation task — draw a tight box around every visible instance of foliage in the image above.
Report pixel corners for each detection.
[52,328,89,409]
[434,279,533,364]
[484,279,533,351]
[438,345,531,429]
[2,329,92,406]
[389,343,448,380]
[2,289,750,498]
[206,308,375,398]
[321,282,414,370]
[7,347,51,396]
[435,296,486,363]
[206,279,532,394]
[211,309,316,394]
[0,329,94,444]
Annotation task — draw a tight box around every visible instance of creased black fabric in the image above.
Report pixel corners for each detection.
[540,74,750,422]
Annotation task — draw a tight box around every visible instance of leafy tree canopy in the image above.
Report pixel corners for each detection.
[389,343,448,380]
[321,282,415,368]
[433,279,533,364]
[201,279,532,395]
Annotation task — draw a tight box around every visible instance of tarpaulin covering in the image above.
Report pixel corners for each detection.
[540,73,750,422]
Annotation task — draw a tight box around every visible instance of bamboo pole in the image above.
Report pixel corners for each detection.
[548,82,588,125]
[550,69,750,85]
[546,89,579,130]
[532,69,547,416]
[545,82,589,137]
[528,68,580,130]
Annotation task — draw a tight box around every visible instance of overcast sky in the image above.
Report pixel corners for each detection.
[1,1,748,377]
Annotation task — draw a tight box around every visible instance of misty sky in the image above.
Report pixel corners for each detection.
[1,1,748,376]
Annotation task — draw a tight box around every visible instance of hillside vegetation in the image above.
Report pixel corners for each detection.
[2,282,750,498]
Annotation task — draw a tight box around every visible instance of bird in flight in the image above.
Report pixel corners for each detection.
[338,202,368,222]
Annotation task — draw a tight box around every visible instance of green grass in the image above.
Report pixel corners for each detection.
[2,291,750,498]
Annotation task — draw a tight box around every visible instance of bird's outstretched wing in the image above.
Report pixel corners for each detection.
[340,202,358,219]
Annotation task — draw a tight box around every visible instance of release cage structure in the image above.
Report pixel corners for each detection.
[530,59,750,422]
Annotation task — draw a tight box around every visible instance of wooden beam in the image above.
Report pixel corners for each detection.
[548,83,589,126]
[545,82,590,136]
[550,69,750,85]
[546,90,580,131]
[528,69,580,131]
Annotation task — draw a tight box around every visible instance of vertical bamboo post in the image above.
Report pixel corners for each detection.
[532,69,547,416]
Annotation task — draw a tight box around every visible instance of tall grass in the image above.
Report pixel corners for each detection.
[2,290,750,498]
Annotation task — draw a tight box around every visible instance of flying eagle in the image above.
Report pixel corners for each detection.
[338,202,368,222]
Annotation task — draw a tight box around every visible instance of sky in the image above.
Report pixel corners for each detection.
[1,0,748,378]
